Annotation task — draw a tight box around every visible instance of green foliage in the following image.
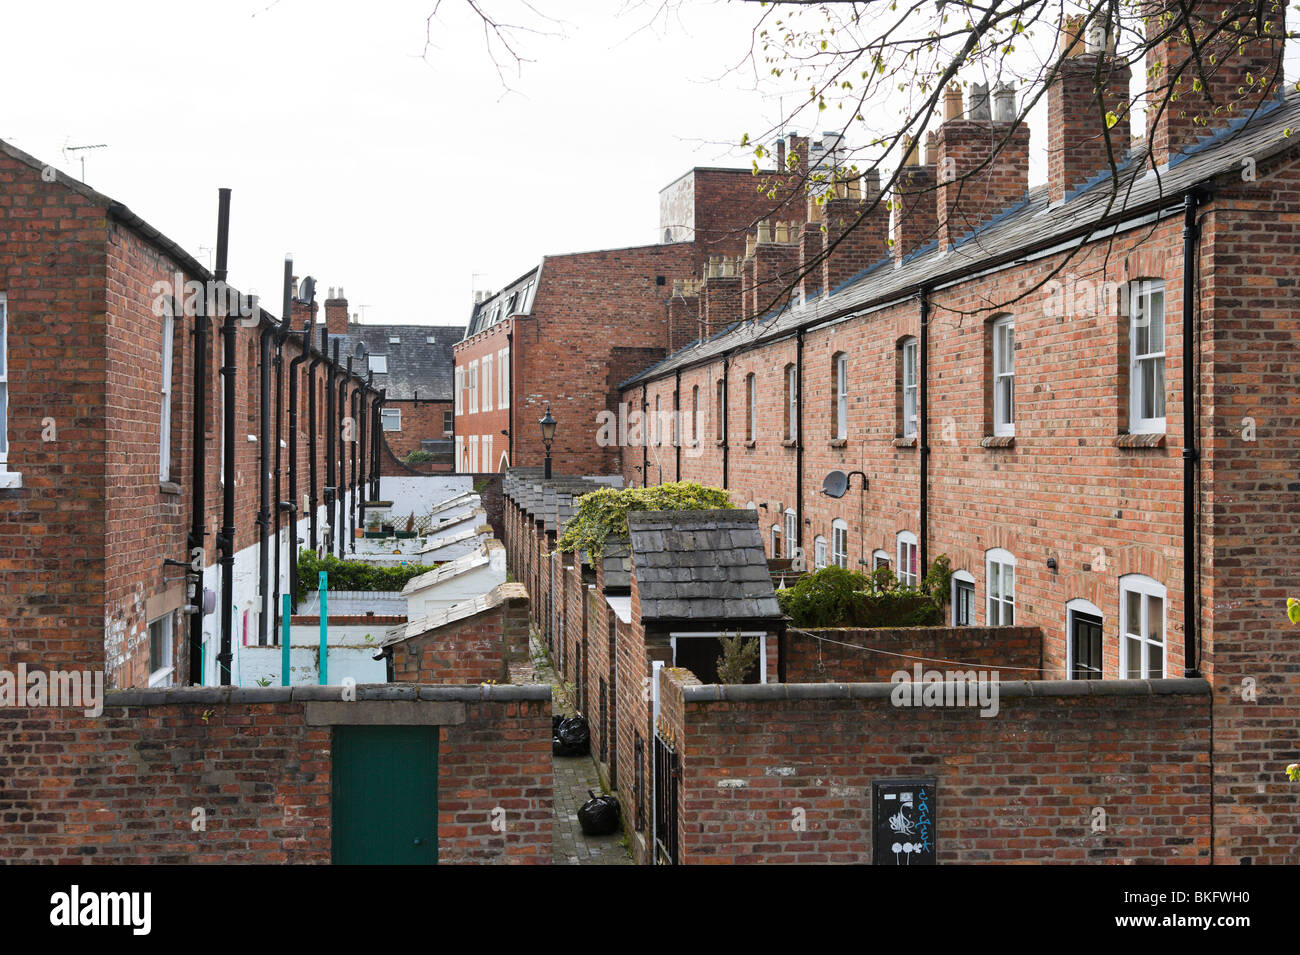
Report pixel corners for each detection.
[296,548,437,601]
[716,634,761,684]
[777,557,952,629]
[555,482,733,558]
[403,449,436,463]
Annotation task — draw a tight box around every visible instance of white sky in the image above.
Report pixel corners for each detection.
[3,1,1296,329]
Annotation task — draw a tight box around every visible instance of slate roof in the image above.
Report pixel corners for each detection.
[626,509,782,624]
[622,89,1300,389]
[337,324,463,401]
[465,267,540,338]
[383,581,527,646]
[601,539,632,592]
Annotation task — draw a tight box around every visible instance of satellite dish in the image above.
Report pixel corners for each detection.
[822,470,849,499]
[354,340,368,361]
[297,276,316,303]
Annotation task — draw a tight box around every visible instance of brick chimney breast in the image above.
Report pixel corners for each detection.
[324,288,349,337]
[1048,14,1132,203]
[892,135,938,263]
[1143,0,1285,167]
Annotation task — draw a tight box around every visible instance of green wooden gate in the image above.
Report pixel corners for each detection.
[331,725,439,865]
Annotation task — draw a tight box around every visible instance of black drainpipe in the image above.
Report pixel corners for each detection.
[325,338,338,554]
[288,312,312,613]
[271,257,291,640]
[357,371,370,543]
[217,214,237,687]
[308,327,325,550]
[505,331,513,466]
[372,389,386,499]
[349,383,360,551]
[257,303,272,647]
[641,384,648,487]
[721,356,730,490]
[1182,190,1202,678]
[919,288,931,575]
[795,328,804,557]
[674,368,682,481]
[187,189,221,684]
[338,358,351,558]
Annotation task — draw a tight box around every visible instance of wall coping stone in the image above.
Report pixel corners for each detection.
[104,682,552,708]
[680,677,1211,703]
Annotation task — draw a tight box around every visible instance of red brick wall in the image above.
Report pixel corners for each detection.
[783,625,1043,683]
[660,668,1212,864]
[0,686,552,864]
[390,589,529,684]
[380,398,452,461]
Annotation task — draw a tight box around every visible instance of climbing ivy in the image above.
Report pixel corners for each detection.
[555,482,733,559]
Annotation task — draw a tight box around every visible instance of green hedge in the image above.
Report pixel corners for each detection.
[296,549,438,601]
[777,558,952,629]
[556,482,733,559]
[403,449,437,463]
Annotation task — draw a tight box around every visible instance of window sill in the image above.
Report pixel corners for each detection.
[1114,432,1165,449]
[148,665,174,688]
[744,440,756,449]
[782,438,797,449]
[0,470,22,490]
[715,439,726,447]
[980,435,1016,449]
[892,436,917,449]
[160,481,182,495]
[828,438,847,449]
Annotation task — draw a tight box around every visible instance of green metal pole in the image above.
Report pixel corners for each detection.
[281,592,291,687]
[318,570,328,685]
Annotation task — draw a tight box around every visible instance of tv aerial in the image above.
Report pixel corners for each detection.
[62,140,108,184]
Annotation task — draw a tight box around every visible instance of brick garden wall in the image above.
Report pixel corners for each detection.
[390,585,530,685]
[0,685,552,864]
[659,668,1212,864]
[784,625,1043,683]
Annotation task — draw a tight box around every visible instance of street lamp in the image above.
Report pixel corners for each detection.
[539,404,556,479]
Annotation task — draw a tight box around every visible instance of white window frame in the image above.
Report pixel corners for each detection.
[834,352,848,440]
[498,347,510,408]
[952,570,976,626]
[1066,597,1105,680]
[896,530,919,587]
[483,434,494,473]
[481,354,493,412]
[654,395,662,446]
[443,409,454,435]
[454,435,464,473]
[872,549,891,571]
[454,366,463,415]
[771,524,782,557]
[813,535,828,570]
[148,612,175,687]
[901,337,918,438]
[1119,574,1166,679]
[369,355,388,374]
[468,360,479,414]
[380,407,401,431]
[785,364,798,441]
[690,385,700,447]
[468,434,479,473]
[716,379,727,442]
[746,373,757,442]
[159,307,175,481]
[831,519,848,569]
[1129,279,1166,434]
[992,314,1014,437]
[986,548,1016,626]
[784,508,797,559]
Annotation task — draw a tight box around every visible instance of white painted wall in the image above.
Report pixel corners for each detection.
[379,475,474,518]
[404,546,507,619]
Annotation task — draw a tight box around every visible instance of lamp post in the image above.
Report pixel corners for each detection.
[539,404,556,479]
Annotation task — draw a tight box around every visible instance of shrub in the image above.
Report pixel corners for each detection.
[403,449,436,463]
[778,556,952,629]
[556,482,733,559]
[296,549,438,601]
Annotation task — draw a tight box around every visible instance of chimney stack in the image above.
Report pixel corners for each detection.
[821,170,889,294]
[935,82,1030,251]
[1144,0,1284,167]
[1048,14,1132,203]
[324,287,349,337]
[891,133,939,263]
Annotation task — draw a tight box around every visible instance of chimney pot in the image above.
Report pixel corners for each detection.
[968,83,991,121]
[943,85,964,122]
[992,82,1017,122]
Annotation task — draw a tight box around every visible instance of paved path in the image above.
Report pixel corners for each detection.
[529,635,632,865]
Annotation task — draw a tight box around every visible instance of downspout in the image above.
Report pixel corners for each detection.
[641,384,648,487]
[217,207,237,686]
[187,188,222,684]
[357,371,369,543]
[919,288,930,575]
[325,338,337,554]
[373,389,386,498]
[288,313,313,613]
[506,330,513,467]
[272,257,291,638]
[258,302,272,647]
[795,328,804,558]
[1182,190,1202,678]
[674,368,681,481]
[349,383,360,551]
[721,356,730,490]
[338,358,351,557]
[308,327,325,550]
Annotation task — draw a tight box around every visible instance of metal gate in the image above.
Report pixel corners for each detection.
[653,734,679,865]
